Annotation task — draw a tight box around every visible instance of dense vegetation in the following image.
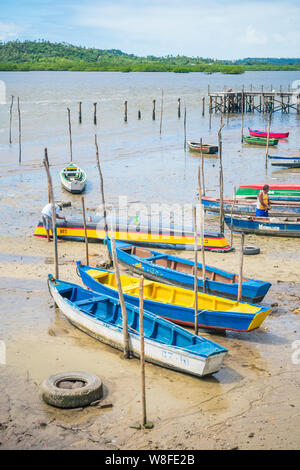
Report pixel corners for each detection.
[0,40,300,74]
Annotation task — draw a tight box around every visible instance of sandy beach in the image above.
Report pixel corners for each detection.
[0,232,300,450]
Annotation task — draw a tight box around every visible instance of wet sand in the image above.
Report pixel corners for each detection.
[0,234,300,450]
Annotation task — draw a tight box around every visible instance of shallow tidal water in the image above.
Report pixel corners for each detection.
[0,71,300,449]
[1,70,300,237]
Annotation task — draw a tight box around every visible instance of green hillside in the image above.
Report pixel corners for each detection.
[0,40,300,73]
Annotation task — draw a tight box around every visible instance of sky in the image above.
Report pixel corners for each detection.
[0,0,300,59]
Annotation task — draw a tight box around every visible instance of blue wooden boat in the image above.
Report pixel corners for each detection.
[225,214,300,237]
[268,155,300,168]
[76,262,271,332]
[48,275,227,377]
[201,196,300,218]
[106,238,271,303]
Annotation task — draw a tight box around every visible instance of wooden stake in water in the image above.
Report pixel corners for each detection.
[198,166,206,293]
[152,99,156,120]
[237,233,245,301]
[218,123,225,233]
[78,101,82,124]
[200,138,205,196]
[43,149,59,279]
[202,97,205,117]
[184,107,187,150]
[44,149,51,204]
[241,85,245,142]
[67,107,72,162]
[93,102,97,125]
[17,97,21,163]
[9,95,14,144]
[95,134,112,265]
[265,110,273,168]
[159,90,164,135]
[178,98,181,118]
[110,229,130,359]
[81,196,89,266]
[139,275,147,427]
[193,206,199,336]
[230,186,236,247]
[124,100,128,123]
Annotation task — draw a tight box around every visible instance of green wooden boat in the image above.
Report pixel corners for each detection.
[187,141,218,154]
[236,184,300,201]
[242,135,278,146]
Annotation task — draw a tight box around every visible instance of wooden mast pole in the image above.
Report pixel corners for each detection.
[95,134,112,265]
[67,107,72,162]
[43,149,59,279]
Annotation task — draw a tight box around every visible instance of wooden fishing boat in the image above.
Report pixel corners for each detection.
[187,141,218,154]
[225,214,300,237]
[34,216,233,252]
[201,195,300,217]
[106,238,271,303]
[48,276,227,377]
[248,128,289,139]
[242,135,278,146]
[268,155,300,168]
[77,263,272,332]
[59,162,87,194]
[236,184,300,201]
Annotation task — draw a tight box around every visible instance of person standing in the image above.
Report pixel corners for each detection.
[256,185,271,217]
[41,202,66,242]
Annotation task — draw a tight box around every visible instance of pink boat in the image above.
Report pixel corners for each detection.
[248,127,289,139]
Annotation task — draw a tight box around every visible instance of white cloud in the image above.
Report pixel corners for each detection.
[242,26,268,45]
[69,1,300,58]
[0,21,21,41]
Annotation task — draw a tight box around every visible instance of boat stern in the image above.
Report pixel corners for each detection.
[247,306,272,331]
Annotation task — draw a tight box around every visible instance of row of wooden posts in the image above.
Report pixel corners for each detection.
[9,92,203,164]
[9,90,272,174]
[78,94,205,125]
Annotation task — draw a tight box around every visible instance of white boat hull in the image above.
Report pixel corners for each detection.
[60,177,86,194]
[49,283,226,377]
[270,158,300,168]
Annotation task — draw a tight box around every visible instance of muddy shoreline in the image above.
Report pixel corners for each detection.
[0,234,300,450]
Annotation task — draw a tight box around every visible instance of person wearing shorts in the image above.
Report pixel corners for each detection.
[41,202,66,242]
[256,185,271,217]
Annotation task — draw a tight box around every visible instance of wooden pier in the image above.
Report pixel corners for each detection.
[208,90,300,114]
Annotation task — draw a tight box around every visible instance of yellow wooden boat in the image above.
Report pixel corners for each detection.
[77,263,271,332]
[33,217,233,252]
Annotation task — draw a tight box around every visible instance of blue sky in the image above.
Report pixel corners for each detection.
[1,0,300,59]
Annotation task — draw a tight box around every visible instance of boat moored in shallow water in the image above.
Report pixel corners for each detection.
[248,128,289,139]
[59,162,87,194]
[48,276,227,377]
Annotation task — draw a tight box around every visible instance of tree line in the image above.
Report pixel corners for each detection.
[0,40,299,74]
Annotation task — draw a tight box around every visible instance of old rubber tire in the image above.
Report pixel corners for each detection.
[41,371,103,409]
[243,245,260,255]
